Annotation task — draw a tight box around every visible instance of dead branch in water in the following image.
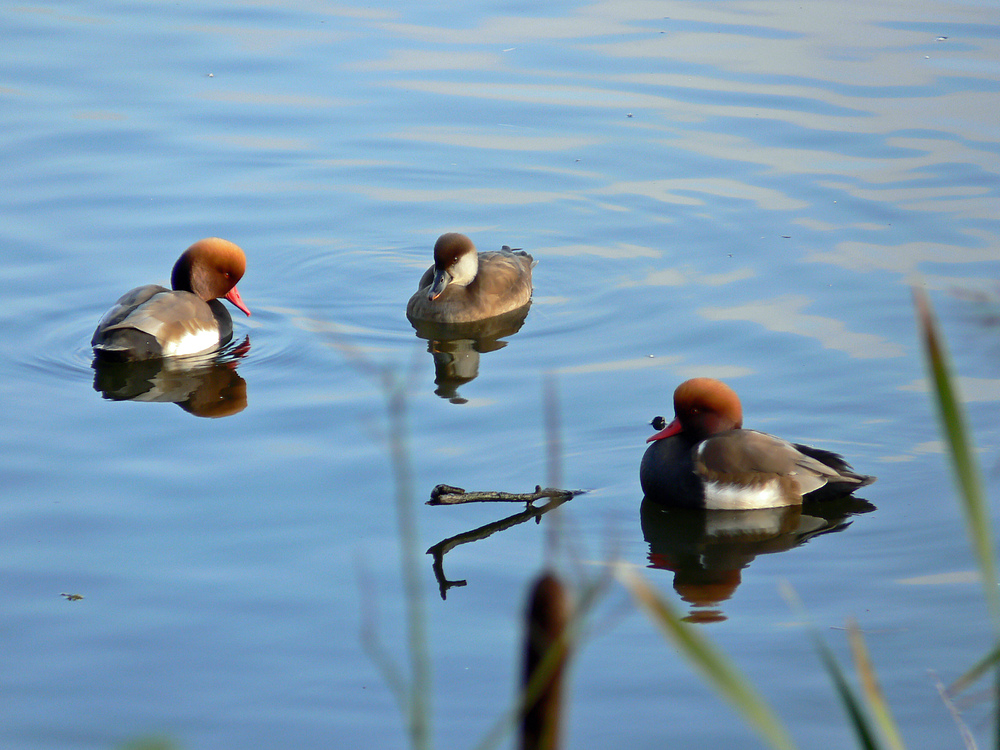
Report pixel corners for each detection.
[427,484,584,506]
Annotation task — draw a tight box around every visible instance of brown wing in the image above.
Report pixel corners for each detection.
[103,290,218,346]
[695,430,848,495]
[93,284,169,336]
[467,250,534,311]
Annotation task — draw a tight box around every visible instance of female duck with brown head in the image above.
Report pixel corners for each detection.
[640,378,875,509]
[407,233,534,324]
[92,238,251,361]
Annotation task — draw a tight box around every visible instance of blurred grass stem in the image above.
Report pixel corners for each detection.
[914,289,999,624]
[915,288,999,750]
[386,367,432,750]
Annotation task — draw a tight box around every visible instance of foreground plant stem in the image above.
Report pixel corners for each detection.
[386,371,431,750]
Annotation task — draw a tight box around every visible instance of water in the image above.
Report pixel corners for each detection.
[3,0,1000,748]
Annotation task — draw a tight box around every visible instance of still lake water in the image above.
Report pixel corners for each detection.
[3,0,1000,748]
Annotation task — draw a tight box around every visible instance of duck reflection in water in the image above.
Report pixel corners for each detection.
[640,495,874,623]
[408,307,531,404]
[91,336,250,418]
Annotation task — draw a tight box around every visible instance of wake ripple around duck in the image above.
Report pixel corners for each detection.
[22,307,255,388]
[20,309,99,385]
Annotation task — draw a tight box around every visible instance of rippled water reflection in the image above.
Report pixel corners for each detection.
[3,1,999,748]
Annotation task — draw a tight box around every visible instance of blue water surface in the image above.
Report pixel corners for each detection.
[2,1,1000,748]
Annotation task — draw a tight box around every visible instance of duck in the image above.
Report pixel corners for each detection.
[640,378,875,509]
[91,238,250,361]
[406,233,534,324]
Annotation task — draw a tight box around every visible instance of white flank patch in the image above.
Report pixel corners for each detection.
[161,327,219,357]
[703,480,795,510]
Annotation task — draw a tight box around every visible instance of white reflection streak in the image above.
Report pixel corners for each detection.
[807,240,1000,274]
[700,294,904,359]
[557,356,683,375]
[600,178,809,211]
[901,376,1000,403]
[541,243,660,259]
[899,571,979,585]
[352,50,504,72]
[180,25,329,52]
[619,266,756,287]
[386,126,599,152]
[351,186,566,205]
[557,357,754,379]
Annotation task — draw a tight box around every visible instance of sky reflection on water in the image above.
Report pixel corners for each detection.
[2,0,1000,748]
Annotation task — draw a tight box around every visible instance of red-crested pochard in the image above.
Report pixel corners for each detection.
[92,238,250,361]
[406,233,534,324]
[640,378,875,509]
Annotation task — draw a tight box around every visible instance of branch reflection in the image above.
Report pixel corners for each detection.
[427,493,569,600]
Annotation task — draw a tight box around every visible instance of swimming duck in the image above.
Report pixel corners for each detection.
[640,378,875,509]
[92,238,250,361]
[407,233,534,324]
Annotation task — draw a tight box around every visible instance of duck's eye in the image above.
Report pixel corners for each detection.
[650,416,666,430]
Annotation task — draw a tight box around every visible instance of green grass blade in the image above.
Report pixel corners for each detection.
[813,628,884,750]
[616,563,797,750]
[847,620,906,750]
[782,585,886,750]
[951,643,1000,695]
[914,288,1000,624]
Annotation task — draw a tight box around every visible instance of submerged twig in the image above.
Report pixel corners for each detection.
[427,484,584,506]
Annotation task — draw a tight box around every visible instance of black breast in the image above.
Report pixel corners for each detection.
[640,436,706,508]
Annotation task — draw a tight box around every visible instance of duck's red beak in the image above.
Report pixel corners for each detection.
[225,285,251,316]
[647,417,682,442]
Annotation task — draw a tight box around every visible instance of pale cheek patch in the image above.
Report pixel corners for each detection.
[703,480,797,510]
[161,327,219,357]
